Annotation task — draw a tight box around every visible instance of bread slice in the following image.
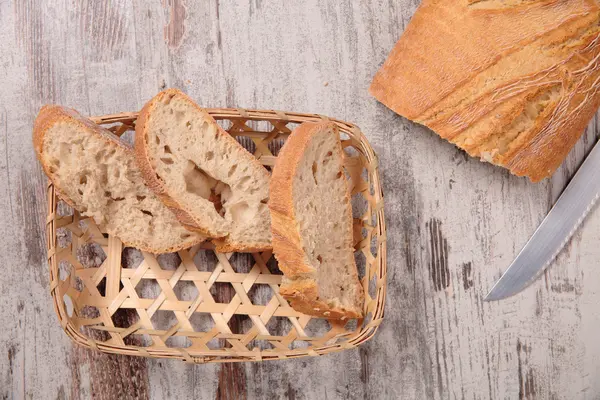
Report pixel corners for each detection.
[134,89,272,252]
[270,121,363,320]
[33,105,204,253]
[370,0,600,182]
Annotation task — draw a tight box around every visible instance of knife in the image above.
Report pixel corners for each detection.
[485,140,600,301]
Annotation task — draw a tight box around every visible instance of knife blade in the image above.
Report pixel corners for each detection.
[484,140,600,301]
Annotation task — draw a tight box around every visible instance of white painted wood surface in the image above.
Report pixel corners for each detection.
[1,1,600,399]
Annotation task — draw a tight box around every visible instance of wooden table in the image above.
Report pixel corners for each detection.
[2,1,599,399]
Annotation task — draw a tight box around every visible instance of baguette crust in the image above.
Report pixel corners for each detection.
[370,0,600,182]
[270,122,363,320]
[134,89,272,252]
[33,105,203,254]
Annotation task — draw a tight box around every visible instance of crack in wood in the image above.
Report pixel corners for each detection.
[461,262,474,290]
[427,219,450,291]
[517,339,537,400]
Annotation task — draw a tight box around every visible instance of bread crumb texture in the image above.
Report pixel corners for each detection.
[34,106,203,253]
[271,122,363,319]
[136,89,271,251]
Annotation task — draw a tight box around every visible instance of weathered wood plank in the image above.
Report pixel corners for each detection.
[2,0,600,399]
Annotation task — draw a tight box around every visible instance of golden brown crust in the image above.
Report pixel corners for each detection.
[134,88,272,252]
[270,121,363,320]
[269,123,316,278]
[33,105,203,254]
[279,279,362,320]
[370,0,600,182]
[212,239,271,254]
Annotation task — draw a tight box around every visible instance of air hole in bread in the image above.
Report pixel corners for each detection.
[211,182,230,217]
[175,111,186,122]
[164,145,172,154]
[184,161,216,199]
[336,171,343,179]
[239,175,251,187]
[317,255,323,264]
[59,142,70,158]
[163,94,174,105]
[79,175,88,185]
[183,160,229,218]
[186,121,192,130]
[136,195,146,201]
[312,162,318,184]
[95,149,106,163]
[229,201,253,224]
[77,189,83,195]
[260,198,268,204]
[141,210,153,217]
[206,151,214,161]
[48,158,60,174]
[228,164,237,177]
[104,190,125,202]
[180,233,191,239]
[155,136,161,145]
[160,157,174,165]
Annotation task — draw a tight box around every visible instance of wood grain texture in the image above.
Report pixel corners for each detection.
[2,0,600,399]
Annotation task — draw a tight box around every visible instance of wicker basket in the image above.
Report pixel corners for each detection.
[45,109,386,363]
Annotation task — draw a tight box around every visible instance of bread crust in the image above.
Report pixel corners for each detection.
[370,0,600,182]
[134,88,272,252]
[33,105,204,254]
[279,279,360,320]
[270,122,363,320]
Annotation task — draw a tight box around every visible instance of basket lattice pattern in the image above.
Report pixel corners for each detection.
[46,109,386,363]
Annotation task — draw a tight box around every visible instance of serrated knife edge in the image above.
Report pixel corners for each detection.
[485,140,600,301]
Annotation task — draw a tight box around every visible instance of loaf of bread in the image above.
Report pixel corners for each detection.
[135,89,272,252]
[270,121,364,319]
[33,105,205,253]
[370,0,600,182]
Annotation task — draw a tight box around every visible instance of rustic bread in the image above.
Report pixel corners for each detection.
[135,89,271,252]
[370,0,600,182]
[270,121,363,320]
[33,105,204,253]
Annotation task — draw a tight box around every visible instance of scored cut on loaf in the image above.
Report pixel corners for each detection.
[33,105,205,253]
[135,89,272,252]
[370,0,600,182]
[270,121,364,320]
